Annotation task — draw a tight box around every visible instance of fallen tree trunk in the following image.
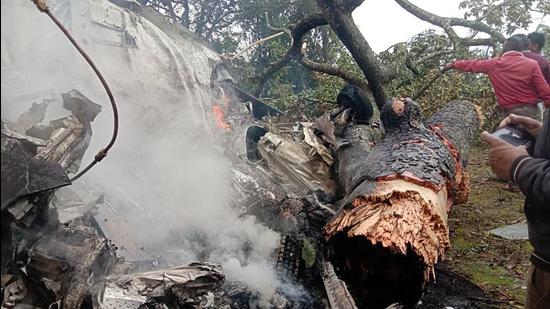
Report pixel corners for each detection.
[325,99,481,308]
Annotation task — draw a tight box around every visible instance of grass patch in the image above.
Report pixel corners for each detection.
[445,144,531,304]
[461,261,516,287]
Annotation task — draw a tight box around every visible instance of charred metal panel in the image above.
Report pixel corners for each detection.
[1,134,70,210]
[26,227,117,308]
[321,262,357,309]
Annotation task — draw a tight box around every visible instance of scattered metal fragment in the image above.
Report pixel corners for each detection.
[99,262,225,308]
[490,222,529,240]
[321,262,357,309]
[1,135,70,210]
[25,226,117,308]
[248,122,337,198]
[276,235,303,277]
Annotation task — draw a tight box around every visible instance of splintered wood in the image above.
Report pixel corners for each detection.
[324,179,449,278]
[325,100,482,307]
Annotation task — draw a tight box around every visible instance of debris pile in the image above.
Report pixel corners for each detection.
[1,90,114,307]
[1,0,503,308]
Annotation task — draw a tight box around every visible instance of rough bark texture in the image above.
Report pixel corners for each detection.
[325,99,481,308]
[336,109,383,197]
[299,55,369,91]
[315,0,387,109]
[254,14,327,96]
[427,100,483,167]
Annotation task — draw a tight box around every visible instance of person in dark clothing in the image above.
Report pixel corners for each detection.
[336,83,374,123]
[481,110,550,309]
[529,32,547,55]
[515,33,550,84]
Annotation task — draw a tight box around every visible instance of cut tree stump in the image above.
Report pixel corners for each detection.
[325,99,482,308]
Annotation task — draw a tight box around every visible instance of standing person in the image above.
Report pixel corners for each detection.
[481,111,550,308]
[522,32,550,84]
[446,35,550,121]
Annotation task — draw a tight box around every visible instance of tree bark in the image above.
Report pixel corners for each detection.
[298,55,369,91]
[315,0,387,109]
[394,0,504,47]
[325,99,482,308]
[254,13,327,96]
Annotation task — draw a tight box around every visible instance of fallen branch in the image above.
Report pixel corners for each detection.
[325,99,482,308]
[411,66,450,100]
[315,0,387,109]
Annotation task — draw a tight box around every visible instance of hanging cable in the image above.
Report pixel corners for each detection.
[31,0,119,182]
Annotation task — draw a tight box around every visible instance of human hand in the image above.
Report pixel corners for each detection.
[499,114,542,137]
[443,63,454,71]
[480,131,529,181]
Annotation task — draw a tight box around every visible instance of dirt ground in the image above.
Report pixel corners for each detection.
[445,143,531,308]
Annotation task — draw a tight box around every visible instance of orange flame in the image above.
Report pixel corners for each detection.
[212,105,230,131]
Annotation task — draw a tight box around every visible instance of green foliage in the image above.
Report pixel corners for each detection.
[266,51,360,117]
[379,30,500,128]
[147,0,547,120]
[459,0,549,34]
[301,238,316,268]
[536,24,550,56]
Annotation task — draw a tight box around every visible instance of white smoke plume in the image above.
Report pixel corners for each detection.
[1,0,288,302]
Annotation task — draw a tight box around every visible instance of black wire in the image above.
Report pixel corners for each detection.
[39,7,119,182]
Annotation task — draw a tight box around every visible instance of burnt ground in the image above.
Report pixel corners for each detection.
[420,144,529,308]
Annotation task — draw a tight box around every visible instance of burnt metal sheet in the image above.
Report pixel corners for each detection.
[101,262,224,302]
[257,131,337,197]
[1,137,70,210]
[218,80,284,119]
[61,89,102,123]
[25,226,117,308]
[321,261,358,309]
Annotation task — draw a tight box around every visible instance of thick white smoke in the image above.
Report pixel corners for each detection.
[1,0,285,302]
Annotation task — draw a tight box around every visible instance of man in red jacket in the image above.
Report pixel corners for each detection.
[447,36,550,121]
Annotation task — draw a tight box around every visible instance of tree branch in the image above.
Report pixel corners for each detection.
[316,0,387,109]
[394,0,505,46]
[298,54,369,90]
[253,13,327,96]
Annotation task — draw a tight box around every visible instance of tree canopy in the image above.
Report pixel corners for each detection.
[140,0,549,122]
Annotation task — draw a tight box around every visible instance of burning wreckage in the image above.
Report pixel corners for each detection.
[0,0,496,308]
[1,88,488,308]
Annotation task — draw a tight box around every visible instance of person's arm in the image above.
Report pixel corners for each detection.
[532,65,550,107]
[511,156,550,205]
[451,58,498,73]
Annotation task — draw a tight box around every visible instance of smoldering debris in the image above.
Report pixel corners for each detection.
[99,263,225,307]
[1,0,511,308]
[1,70,500,309]
[1,90,113,308]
